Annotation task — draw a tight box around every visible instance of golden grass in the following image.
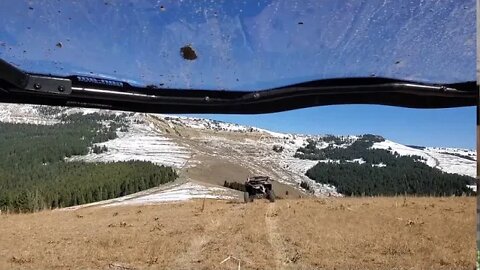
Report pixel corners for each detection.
[0,197,474,270]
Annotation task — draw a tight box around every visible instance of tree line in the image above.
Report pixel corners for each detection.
[295,134,475,196]
[0,112,177,212]
[306,162,474,196]
[223,181,246,192]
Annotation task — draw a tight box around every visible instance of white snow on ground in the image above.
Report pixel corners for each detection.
[371,140,438,167]
[60,181,236,210]
[372,163,387,168]
[277,154,339,195]
[0,103,59,125]
[371,140,476,177]
[103,182,235,207]
[467,185,477,192]
[0,104,192,168]
[67,117,191,168]
[349,158,366,164]
[423,147,476,177]
[62,106,139,117]
[155,114,290,138]
[317,159,341,164]
[241,135,341,196]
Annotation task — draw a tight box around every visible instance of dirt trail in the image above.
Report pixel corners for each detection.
[265,202,288,270]
[170,201,233,269]
[149,116,310,198]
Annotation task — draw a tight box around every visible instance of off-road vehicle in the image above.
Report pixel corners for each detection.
[243,176,275,203]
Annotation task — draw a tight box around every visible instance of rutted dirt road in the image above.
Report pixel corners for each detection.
[0,197,474,270]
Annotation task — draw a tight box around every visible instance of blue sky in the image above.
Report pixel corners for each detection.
[187,105,476,149]
[0,0,475,148]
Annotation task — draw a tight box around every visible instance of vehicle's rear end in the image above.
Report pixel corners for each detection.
[244,176,275,203]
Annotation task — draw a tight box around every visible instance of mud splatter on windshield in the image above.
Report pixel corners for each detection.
[180,45,198,60]
[0,0,475,90]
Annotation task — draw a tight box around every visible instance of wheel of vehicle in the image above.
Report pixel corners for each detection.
[267,189,275,202]
[244,192,250,203]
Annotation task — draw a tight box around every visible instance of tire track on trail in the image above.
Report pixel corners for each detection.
[169,202,255,269]
[265,202,288,270]
[169,208,231,269]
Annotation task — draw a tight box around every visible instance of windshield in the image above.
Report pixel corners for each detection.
[0,0,475,90]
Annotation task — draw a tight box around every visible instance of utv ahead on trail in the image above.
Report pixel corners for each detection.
[244,176,275,203]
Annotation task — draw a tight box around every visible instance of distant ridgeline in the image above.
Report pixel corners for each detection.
[295,135,475,196]
[0,112,177,213]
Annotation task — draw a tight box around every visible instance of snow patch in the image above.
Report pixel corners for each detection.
[371,140,437,166]
[103,182,235,206]
[0,103,59,125]
[67,116,191,168]
[155,114,290,138]
[372,163,387,168]
[371,140,476,177]
[467,185,477,192]
[423,147,476,177]
[349,158,366,164]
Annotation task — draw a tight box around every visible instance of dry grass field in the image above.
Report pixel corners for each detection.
[0,197,475,270]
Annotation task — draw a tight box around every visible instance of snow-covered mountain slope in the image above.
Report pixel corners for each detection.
[0,104,60,125]
[158,114,476,178]
[0,103,476,199]
[371,140,476,178]
[155,114,290,138]
[423,147,476,177]
[67,116,191,169]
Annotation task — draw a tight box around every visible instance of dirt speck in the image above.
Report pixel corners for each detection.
[9,256,33,265]
[56,42,63,48]
[395,60,401,65]
[108,262,135,270]
[180,45,198,60]
[298,22,304,25]
[147,83,165,89]
[160,5,166,11]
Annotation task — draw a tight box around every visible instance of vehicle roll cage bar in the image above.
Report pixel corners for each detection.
[0,59,476,114]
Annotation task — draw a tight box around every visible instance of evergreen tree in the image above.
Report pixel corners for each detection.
[0,112,177,212]
[297,135,475,196]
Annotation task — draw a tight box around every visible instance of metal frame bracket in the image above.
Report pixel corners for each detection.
[0,59,71,95]
[25,75,72,95]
